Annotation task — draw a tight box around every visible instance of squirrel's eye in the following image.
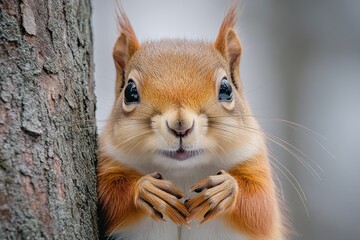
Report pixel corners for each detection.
[124,80,140,104]
[218,77,233,102]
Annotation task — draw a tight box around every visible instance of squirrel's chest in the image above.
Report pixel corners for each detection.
[114,164,247,240]
[114,217,247,240]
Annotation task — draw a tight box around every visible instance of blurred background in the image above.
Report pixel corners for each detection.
[92,0,360,239]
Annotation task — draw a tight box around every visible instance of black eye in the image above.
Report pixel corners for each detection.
[218,77,233,101]
[124,80,140,104]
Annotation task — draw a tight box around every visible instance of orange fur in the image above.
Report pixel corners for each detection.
[215,3,243,90]
[225,151,281,239]
[113,4,140,97]
[97,155,143,235]
[215,3,239,57]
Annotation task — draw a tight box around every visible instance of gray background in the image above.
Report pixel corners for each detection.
[92,0,360,239]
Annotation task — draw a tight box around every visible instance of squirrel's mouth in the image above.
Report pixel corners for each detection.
[160,148,204,161]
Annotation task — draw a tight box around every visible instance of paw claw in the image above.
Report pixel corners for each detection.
[154,209,163,219]
[151,172,163,179]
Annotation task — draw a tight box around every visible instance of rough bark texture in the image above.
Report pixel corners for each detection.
[0,0,98,239]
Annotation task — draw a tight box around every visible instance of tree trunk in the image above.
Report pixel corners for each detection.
[0,0,98,239]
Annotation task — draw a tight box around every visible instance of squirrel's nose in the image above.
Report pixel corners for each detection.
[166,120,194,138]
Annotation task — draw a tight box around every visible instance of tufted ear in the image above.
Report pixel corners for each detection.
[215,4,242,89]
[113,5,140,98]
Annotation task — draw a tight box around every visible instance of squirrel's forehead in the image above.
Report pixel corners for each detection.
[127,63,226,87]
[127,41,226,82]
[138,41,222,64]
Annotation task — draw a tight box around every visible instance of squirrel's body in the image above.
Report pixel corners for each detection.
[98,6,285,240]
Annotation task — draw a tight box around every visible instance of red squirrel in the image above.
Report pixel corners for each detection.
[97,4,284,240]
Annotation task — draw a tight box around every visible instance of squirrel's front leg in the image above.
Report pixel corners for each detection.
[98,157,190,235]
[185,170,238,223]
[186,154,277,239]
[134,172,190,225]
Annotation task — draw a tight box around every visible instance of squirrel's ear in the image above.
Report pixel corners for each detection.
[113,6,139,97]
[215,4,242,89]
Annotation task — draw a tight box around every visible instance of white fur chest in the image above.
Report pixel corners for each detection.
[113,217,247,240]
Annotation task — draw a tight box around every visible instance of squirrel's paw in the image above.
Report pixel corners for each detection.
[185,170,238,224]
[134,172,190,225]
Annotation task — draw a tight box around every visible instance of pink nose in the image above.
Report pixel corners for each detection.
[166,120,194,138]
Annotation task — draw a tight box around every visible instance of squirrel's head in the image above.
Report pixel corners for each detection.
[101,5,264,173]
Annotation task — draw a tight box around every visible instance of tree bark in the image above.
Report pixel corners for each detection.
[0,0,98,239]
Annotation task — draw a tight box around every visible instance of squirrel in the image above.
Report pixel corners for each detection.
[97,4,285,240]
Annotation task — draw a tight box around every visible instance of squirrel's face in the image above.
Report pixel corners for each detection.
[100,8,263,172]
